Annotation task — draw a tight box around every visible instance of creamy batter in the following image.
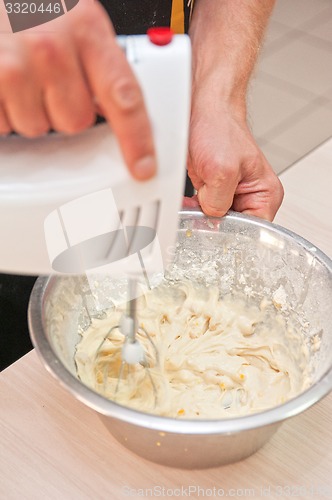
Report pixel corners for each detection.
[75,280,313,418]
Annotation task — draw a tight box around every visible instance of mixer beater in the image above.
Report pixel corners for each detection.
[94,279,160,406]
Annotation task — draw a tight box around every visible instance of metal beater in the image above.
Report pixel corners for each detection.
[94,279,160,404]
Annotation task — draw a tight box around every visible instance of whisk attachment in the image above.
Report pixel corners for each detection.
[94,289,159,407]
[118,314,147,366]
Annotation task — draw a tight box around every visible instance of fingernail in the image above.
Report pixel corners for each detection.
[133,155,157,180]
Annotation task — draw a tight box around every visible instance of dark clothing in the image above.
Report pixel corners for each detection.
[98,0,192,34]
[100,0,173,34]
[0,274,36,370]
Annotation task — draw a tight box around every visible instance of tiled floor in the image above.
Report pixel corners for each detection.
[248,0,332,174]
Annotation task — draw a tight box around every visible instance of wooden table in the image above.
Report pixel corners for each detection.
[1,140,332,499]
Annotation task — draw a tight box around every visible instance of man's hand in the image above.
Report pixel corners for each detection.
[0,0,156,180]
[186,0,282,221]
[187,102,283,221]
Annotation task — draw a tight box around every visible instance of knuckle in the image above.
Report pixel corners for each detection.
[202,160,235,186]
[73,4,106,44]
[74,113,95,132]
[30,35,60,64]
[0,58,24,87]
[77,1,101,22]
[245,151,262,171]
[218,161,236,179]
[58,110,95,134]
[110,78,143,112]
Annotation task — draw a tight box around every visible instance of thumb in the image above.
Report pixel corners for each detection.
[197,176,238,217]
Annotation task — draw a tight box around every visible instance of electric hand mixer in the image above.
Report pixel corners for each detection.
[0,31,191,402]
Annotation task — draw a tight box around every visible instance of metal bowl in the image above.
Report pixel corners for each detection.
[28,210,332,469]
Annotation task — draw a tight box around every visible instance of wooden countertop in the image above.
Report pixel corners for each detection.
[1,139,332,499]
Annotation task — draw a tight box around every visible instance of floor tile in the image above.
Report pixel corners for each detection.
[275,138,332,255]
[261,24,305,57]
[255,70,317,101]
[265,102,332,158]
[259,35,332,96]
[248,78,308,139]
[249,4,332,176]
[308,15,332,44]
[258,141,299,176]
[263,20,293,46]
[271,0,331,29]
[322,85,332,99]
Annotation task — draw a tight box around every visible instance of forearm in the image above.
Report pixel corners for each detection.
[189,0,276,117]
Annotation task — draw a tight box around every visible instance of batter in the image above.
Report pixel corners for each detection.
[75,280,313,418]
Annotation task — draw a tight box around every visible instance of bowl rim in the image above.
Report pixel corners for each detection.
[28,210,332,434]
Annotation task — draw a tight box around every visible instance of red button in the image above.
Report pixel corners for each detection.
[147,27,174,46]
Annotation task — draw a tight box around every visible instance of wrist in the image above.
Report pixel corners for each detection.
[188,0,275,122]
[189,33,250,121]
[191,77,248,122]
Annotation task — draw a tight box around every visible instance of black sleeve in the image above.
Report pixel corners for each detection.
[98,0,173,34]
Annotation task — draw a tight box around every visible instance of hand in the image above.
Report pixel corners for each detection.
[0,0,156,180]
[186,101,284,221]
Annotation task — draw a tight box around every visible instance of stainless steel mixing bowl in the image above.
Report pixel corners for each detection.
[28,210,332,469]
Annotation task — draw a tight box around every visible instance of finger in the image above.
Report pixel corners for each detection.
[94,100,105,117]
[74,3,156,180]
[187,155,204,191]
[0,102,11,135]
[233,176,284,221]
[30,35,95,134]
[0,50,50,137]
[182,195,200,209]
[232,155,284,221]
[197,165,239,217]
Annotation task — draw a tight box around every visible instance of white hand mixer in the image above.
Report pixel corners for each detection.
[0,31,191,402]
